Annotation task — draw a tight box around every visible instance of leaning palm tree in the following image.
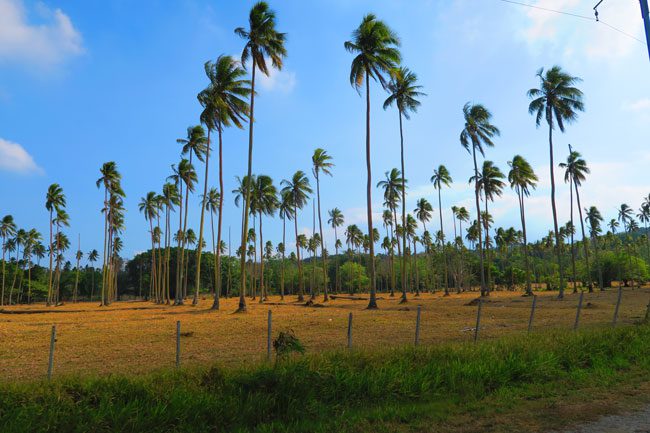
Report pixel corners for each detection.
[383,67,425,303]
[281,171,312,302]
[45,184,66,306]
[198,55,251,309]
[560,149,592,292]
[235,1,287,313]
[312,148,334,301]
[328,207,344,294]
[345,13,401,309]
[508,155,538,296]
[460,103,500,297]
[1,215,17,306]
[528,66,584,299]
[431,165,452,295]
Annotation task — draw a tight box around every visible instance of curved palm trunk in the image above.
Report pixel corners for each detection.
[194,129,211,305]
[315,173,328,302]
[574,183,591,292]
[548,125,565,298]
[294,204,304,302]
[569,176,577,293]
[212,127,225,310]
[363,71,378,310]
[398,110,408,304]
[237,59,257,313]
[517,188,533,296]
[472,147,486,296]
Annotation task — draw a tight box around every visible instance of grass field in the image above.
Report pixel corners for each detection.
[0,288,649,381]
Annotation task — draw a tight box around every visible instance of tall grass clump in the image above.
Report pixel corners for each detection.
[0,325,649,432]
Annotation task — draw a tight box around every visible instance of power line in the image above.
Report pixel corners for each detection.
[495,0,647,46]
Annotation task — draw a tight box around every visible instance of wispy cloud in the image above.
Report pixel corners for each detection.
[623,98,650,112]
[257,67,296,93]
[0,138,43,174]
[0,0,84,69]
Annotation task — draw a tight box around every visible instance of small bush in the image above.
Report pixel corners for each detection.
[272,329,305,358]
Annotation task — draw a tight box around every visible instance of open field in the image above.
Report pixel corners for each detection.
[0,288,649,382]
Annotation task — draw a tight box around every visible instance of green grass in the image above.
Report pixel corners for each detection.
[2,324,650,432]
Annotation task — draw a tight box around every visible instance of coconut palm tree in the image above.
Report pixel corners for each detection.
[1,215,17,306]
[281,171,312,302]
[585,206,604,290]
[431,164,453,294]
[474,160,505,293]
[88,249,99,301]
[96,162,122,306]
[173,159,197,304]
[252,175,278,303]
[383,67,425,303]
[45,184,66,306]
[139,191,160,302]
[203,188,220,294]
[278,190,294,300]
[328,207,344,294]
[73,237,83,303]
[460,103,500,297]
[52,209,69,305]
[508,155,538,296]
[312,148,334,301]
[528,66,584,299]
[345,13,401,309]
[198,55,251,309]
[160,182,180,303]
[560,149,592,292]
[235,1,287,313]
[23,229,41,304]
[377,168,405,295]
[638,202,650,265]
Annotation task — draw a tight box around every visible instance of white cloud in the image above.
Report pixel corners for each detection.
[624,98,650,112]
[0,138,43,174]
[257,67,296,93]
[0,0,83,68]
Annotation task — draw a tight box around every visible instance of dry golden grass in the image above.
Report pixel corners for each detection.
[0,288,648,382]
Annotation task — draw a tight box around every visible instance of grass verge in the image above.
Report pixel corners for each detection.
[1,324,650,432]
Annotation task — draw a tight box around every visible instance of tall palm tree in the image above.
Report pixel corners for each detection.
[235,1,287,313]
[173,159,197,304]
[560,149,592,292]
[528,66,584,299]
[474,160,505,292]
[414,198,432,233]
[161,182,180,304]
[328,207,344,294]
[381,208,396,296]
[139,191,160,302]
[377,168,405,295]
[431,165,452,295]
[204,188,220,295]
[252,175,278,303]
[384,67,425,303]
[312,148,334,302]
[508,155,538,296]
[279,190,294,300]
[638,202,650,265]
[345,13,401,309]
[23,229,41,304]
[45,184,66,306]
[281,171,312,302]
[198,55,251,309]
[52,209,69,305]
[1,215,17,306]
[96,162,123,306]
[460,103,500,297]
[585,206,604,291]
[73,236,83,303]
[88,249,99,301]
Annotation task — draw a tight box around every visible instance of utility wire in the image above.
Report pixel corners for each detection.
[496,0,647,45]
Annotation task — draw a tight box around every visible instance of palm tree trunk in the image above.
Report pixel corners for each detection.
[365,71,378,310]
[2,235,6,306]
[548,124,565,298]
[47,210,54,306]
[569,176,577,293]
[194,128,211,305]
[518,188,533,296]
[212,128,224,309]
[472,146,486,296]
[484,195,492,293]
[438,187,449,296]
[294,204,304,302]
[398,110,407,304]
[237,59,257,313]
[315,173,328,302]
[100,190,108,306]
[175,181,184,304]
[258,212,265,303]
[281,216,285,300]
[574,183,591,292]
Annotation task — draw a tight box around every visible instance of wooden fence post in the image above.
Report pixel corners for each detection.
[573,292,584,331]
[267,310,272,360]
[612,287,623,326]
[415,305,421,346]
[347,312,353,349]
[528,295,537,333]
[176,321,181,369]
[474,299,482,343]
[47,325,56,380]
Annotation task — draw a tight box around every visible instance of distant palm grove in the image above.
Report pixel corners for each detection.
[3,2,650,310]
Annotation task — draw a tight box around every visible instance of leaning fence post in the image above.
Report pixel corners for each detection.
[474,299,482,343]
[528,295,537,333]
[176,321,181,369]
[347,312,353,349]
[47,325,56,380]
[573,292,584,331]
[267,310,272,360]
[612,287,623,326]
[415,305,422,346]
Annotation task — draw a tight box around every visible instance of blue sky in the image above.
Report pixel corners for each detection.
[1,0,649,261]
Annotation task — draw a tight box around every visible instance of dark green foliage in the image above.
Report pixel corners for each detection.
[272,329,305,358]
[1,325,650,432]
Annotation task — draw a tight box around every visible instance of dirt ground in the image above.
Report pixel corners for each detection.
[0,288,648,382]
